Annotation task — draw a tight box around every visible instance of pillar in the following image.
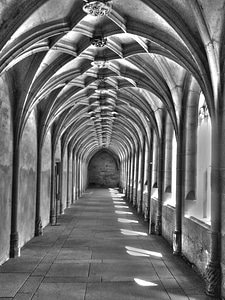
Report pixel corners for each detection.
[138,136,146,214]
[59,149,64,214]
[155,137,164,235]
[130,151,135,203]
[50,149,56,225]
[147,128,154,231]
[164,115,173,194]
[152,133,158,188]
[184,80,199,205]
[205,119,221,297]
[155,113,165,235]
[143,142,149,220]
[35,144,43,236]
[134,146,140,207]
[66,148,71,207]
[71,150,75,204]
[10,143,20,257]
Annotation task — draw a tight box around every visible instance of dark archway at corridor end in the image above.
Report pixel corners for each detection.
[88,149,120,188]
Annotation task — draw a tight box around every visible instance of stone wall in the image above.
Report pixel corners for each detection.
[162,205,175,246]
[88,151,120,187]
[0,74,13,264]
[182,216,211,276]
[151,194,211,277]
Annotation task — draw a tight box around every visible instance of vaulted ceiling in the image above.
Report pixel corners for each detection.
[0,0,223,162]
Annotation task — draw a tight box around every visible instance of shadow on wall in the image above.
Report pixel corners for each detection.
[88,150,120,188]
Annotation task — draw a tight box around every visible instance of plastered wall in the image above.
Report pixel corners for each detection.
[18,110,37,248]
[0,74,13,264]
[41,129,51,228]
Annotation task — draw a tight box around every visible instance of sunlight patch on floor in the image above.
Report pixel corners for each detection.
[126,246,162,257]
[134,278,158,287]
[120,229,148,236]
[115,211,133,215]
[117,218,139,224]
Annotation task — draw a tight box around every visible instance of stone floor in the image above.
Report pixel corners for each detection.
[0,188,216,300]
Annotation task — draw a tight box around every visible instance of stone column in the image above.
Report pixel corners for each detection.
[152,133,158,188]
[129,153,133,199]
[50,148,56,225]
[143,141,149,220]
[134,146,140,207]
[173,134,182,255]
[75,153,79,200]
[128,154,132,199]
[66,148,71,208]
[59,149,64,213]
[78,157,81,198]
[130,151,135,202]
[173,116,186,255]
[10,143,20,257]
[138,136,146,214]
[71,150,75,204]
[35,143,43,236]
[164,115,173,194]
[125,156,130,200]
[155,137,164,235]
[147,128,154,231]
[205,119,221,297]
[155,115,165,235]
[184,81,199,204]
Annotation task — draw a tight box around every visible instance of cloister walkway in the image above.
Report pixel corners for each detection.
[0,188,212,300]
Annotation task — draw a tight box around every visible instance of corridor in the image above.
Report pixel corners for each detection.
[0,188,210,300]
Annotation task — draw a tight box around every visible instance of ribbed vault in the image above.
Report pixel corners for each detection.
[0,0,223,169]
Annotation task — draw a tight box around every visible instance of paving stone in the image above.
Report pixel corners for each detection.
[56,249,92,260]
[31,263,52,276]
[0,273,29,297]
[17,275,43,293]
[85,281,170,300]
[32,283,86,300]
[0,257,40,273]
[46,262,89,278]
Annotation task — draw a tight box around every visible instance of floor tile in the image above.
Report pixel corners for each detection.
[46,263,89,278]
[85,281,170,300]
[32,283,86,300]
[0,273,29,297]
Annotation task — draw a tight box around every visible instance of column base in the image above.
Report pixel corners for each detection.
[35,217,43,236]
[10,232,19,258]
[137,204,141,214]
[155,216,161,235]
[144,207,149,221]
[150,222,156,234]
[50,208,56,225]
[60,203,64,214]
[205,261,221,298]
[173,230,181,255]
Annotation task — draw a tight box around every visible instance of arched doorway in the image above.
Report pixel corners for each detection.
[88,150,120,187]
